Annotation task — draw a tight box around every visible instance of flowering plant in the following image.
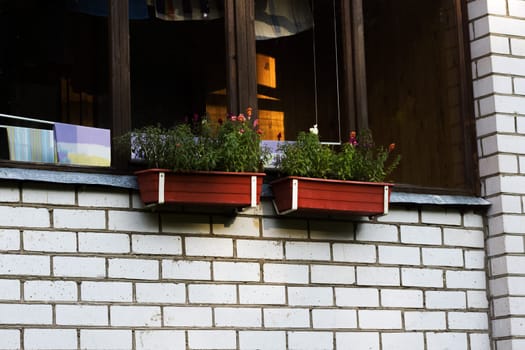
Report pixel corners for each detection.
[116,107,270,173]
[275,125,400,182]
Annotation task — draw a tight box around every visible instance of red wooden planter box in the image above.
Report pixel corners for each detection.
[271,176,393,216]
[135,169,265,208]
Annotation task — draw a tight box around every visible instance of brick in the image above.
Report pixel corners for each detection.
[288,331,333,350]
[311,265,355,284]
[214,307,262,327]
[357,267,400,286]
[421,209,461,226]
[448,312,488,330]
[78,232,130,253]
[426,332,467,350]
[422,248,463,267]
[377,208,419,223]
[236,239,283,259]
[188,284,236,304]
[400,225,442,245]
[22,184,75,205]
[162,260,211,280]
[0,304,51,324]
[264,308,310,328]
[495,339,525,350]
[336,287,379,307]
[239,331,286,350]
[80,330,132,350]
[426,291,466,309]
[24,329,77,350]
[444,228,485,248]
[486,235,521,256]
[261,218,308,239]
[53,209,105,229]
[402,268,443,288]
[405,311,446,330]
[288,287,333,306]
[492,256,525,276]
[53,256,105,278]
[382,333,424,350]
[263,263,309,284]
[336,332,379,350]
[108,210,159,232]
[359,310,402,329]
[81,281,132,302]
[185,237,233,257]
[465,250,485,269]
[0,184,19,202]
[0,254,49,276]
[312,309,357,329]
[476,117,516,141]
[23,230,76,253]
[136,282,185,303]
[24,280,77,301]
[0,229,20,251]
[0,279,19,300]
[132,234,181,255]
[108,258,159,280]
[0,206,49,228]
[78,188,130,208]
[0,329,20,349]
[286,241,331,261]
[161,214,211,234]
[135,330,185,350]
[213,261,260,281]
[379,245,420,265]
[356,223,398,242]
[333,243,376,263]
[381,289,423,308]
[56,305,108,326]
[239,285,285,305]
[212,216,260,237]
[111,305,161,326]
[164,306,212,327]
[469,333,490,350]
[188,330,236,349]
[468,290,489,309]
[446,270,486,289]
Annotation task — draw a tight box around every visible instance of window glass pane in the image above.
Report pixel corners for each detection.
[364,0,472,191]
[130,4,227,128]
[0,0,109,128]
[255,0,342,142]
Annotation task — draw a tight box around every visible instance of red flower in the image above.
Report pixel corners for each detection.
[246,107,253,119]
[239,128,245,134]
[238,114,246,123]
[257,129,263,135]
[389,143,396,152]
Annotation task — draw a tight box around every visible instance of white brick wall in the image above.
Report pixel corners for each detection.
[0,184,490,350]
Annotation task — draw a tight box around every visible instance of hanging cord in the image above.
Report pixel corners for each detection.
[311,0,319,127]
[332,0,342,142]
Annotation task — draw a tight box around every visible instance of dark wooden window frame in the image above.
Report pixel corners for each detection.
[107,0,478,195]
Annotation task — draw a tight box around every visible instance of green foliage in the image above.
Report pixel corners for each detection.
[115,110,270,173]
[276,127,401,182]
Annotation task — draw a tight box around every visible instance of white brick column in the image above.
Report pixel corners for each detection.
[469,0,525,348]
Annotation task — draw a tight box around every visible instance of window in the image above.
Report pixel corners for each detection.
[0,0,477,194]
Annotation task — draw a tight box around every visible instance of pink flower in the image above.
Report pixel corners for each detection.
[238,114,246,123]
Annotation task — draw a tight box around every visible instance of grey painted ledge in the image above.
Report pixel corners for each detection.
[0,167,490,208]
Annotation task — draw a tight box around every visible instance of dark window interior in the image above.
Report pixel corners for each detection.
[130,16,227,128]
[255,0,343,142]
[0,0,478,194]
[0,0,108,128]
[364,0,474,192]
